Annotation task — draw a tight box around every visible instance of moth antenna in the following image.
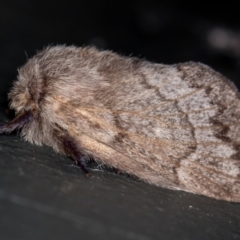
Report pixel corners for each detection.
[57,132,90,176]
[24,50,29,61]
[0,111,33,134]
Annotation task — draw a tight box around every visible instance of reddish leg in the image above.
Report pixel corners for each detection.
[0,111,32,134]
[0,111,89,175]
[57,132,89,175]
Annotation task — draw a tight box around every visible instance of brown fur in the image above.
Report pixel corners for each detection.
[1,45,240,202]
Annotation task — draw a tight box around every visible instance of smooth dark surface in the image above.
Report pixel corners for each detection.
[0,135,240,240]
[1,1,240,239]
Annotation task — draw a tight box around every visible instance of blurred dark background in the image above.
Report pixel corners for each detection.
[0,1,240,240]
[1,1,240,104]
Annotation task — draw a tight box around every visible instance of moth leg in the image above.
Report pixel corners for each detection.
[112,167,121,174]
[58,133,90,176]
[0,111,32,134]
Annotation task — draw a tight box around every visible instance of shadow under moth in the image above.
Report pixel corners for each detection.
[1,45,240,202]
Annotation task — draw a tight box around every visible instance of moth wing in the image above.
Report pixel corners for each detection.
[53,61,240,202]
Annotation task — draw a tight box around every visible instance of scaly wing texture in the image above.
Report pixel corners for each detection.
[45,52,240,201]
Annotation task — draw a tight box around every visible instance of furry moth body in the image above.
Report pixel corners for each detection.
[1,45,240,202]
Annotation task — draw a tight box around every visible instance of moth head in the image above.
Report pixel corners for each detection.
[8,58,41,115]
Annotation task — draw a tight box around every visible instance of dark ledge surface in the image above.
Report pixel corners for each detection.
[0,133,240,240]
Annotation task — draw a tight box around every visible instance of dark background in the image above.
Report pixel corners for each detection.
[0,1,240,239]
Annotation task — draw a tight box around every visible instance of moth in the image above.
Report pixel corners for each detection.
[1,45,240,202]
